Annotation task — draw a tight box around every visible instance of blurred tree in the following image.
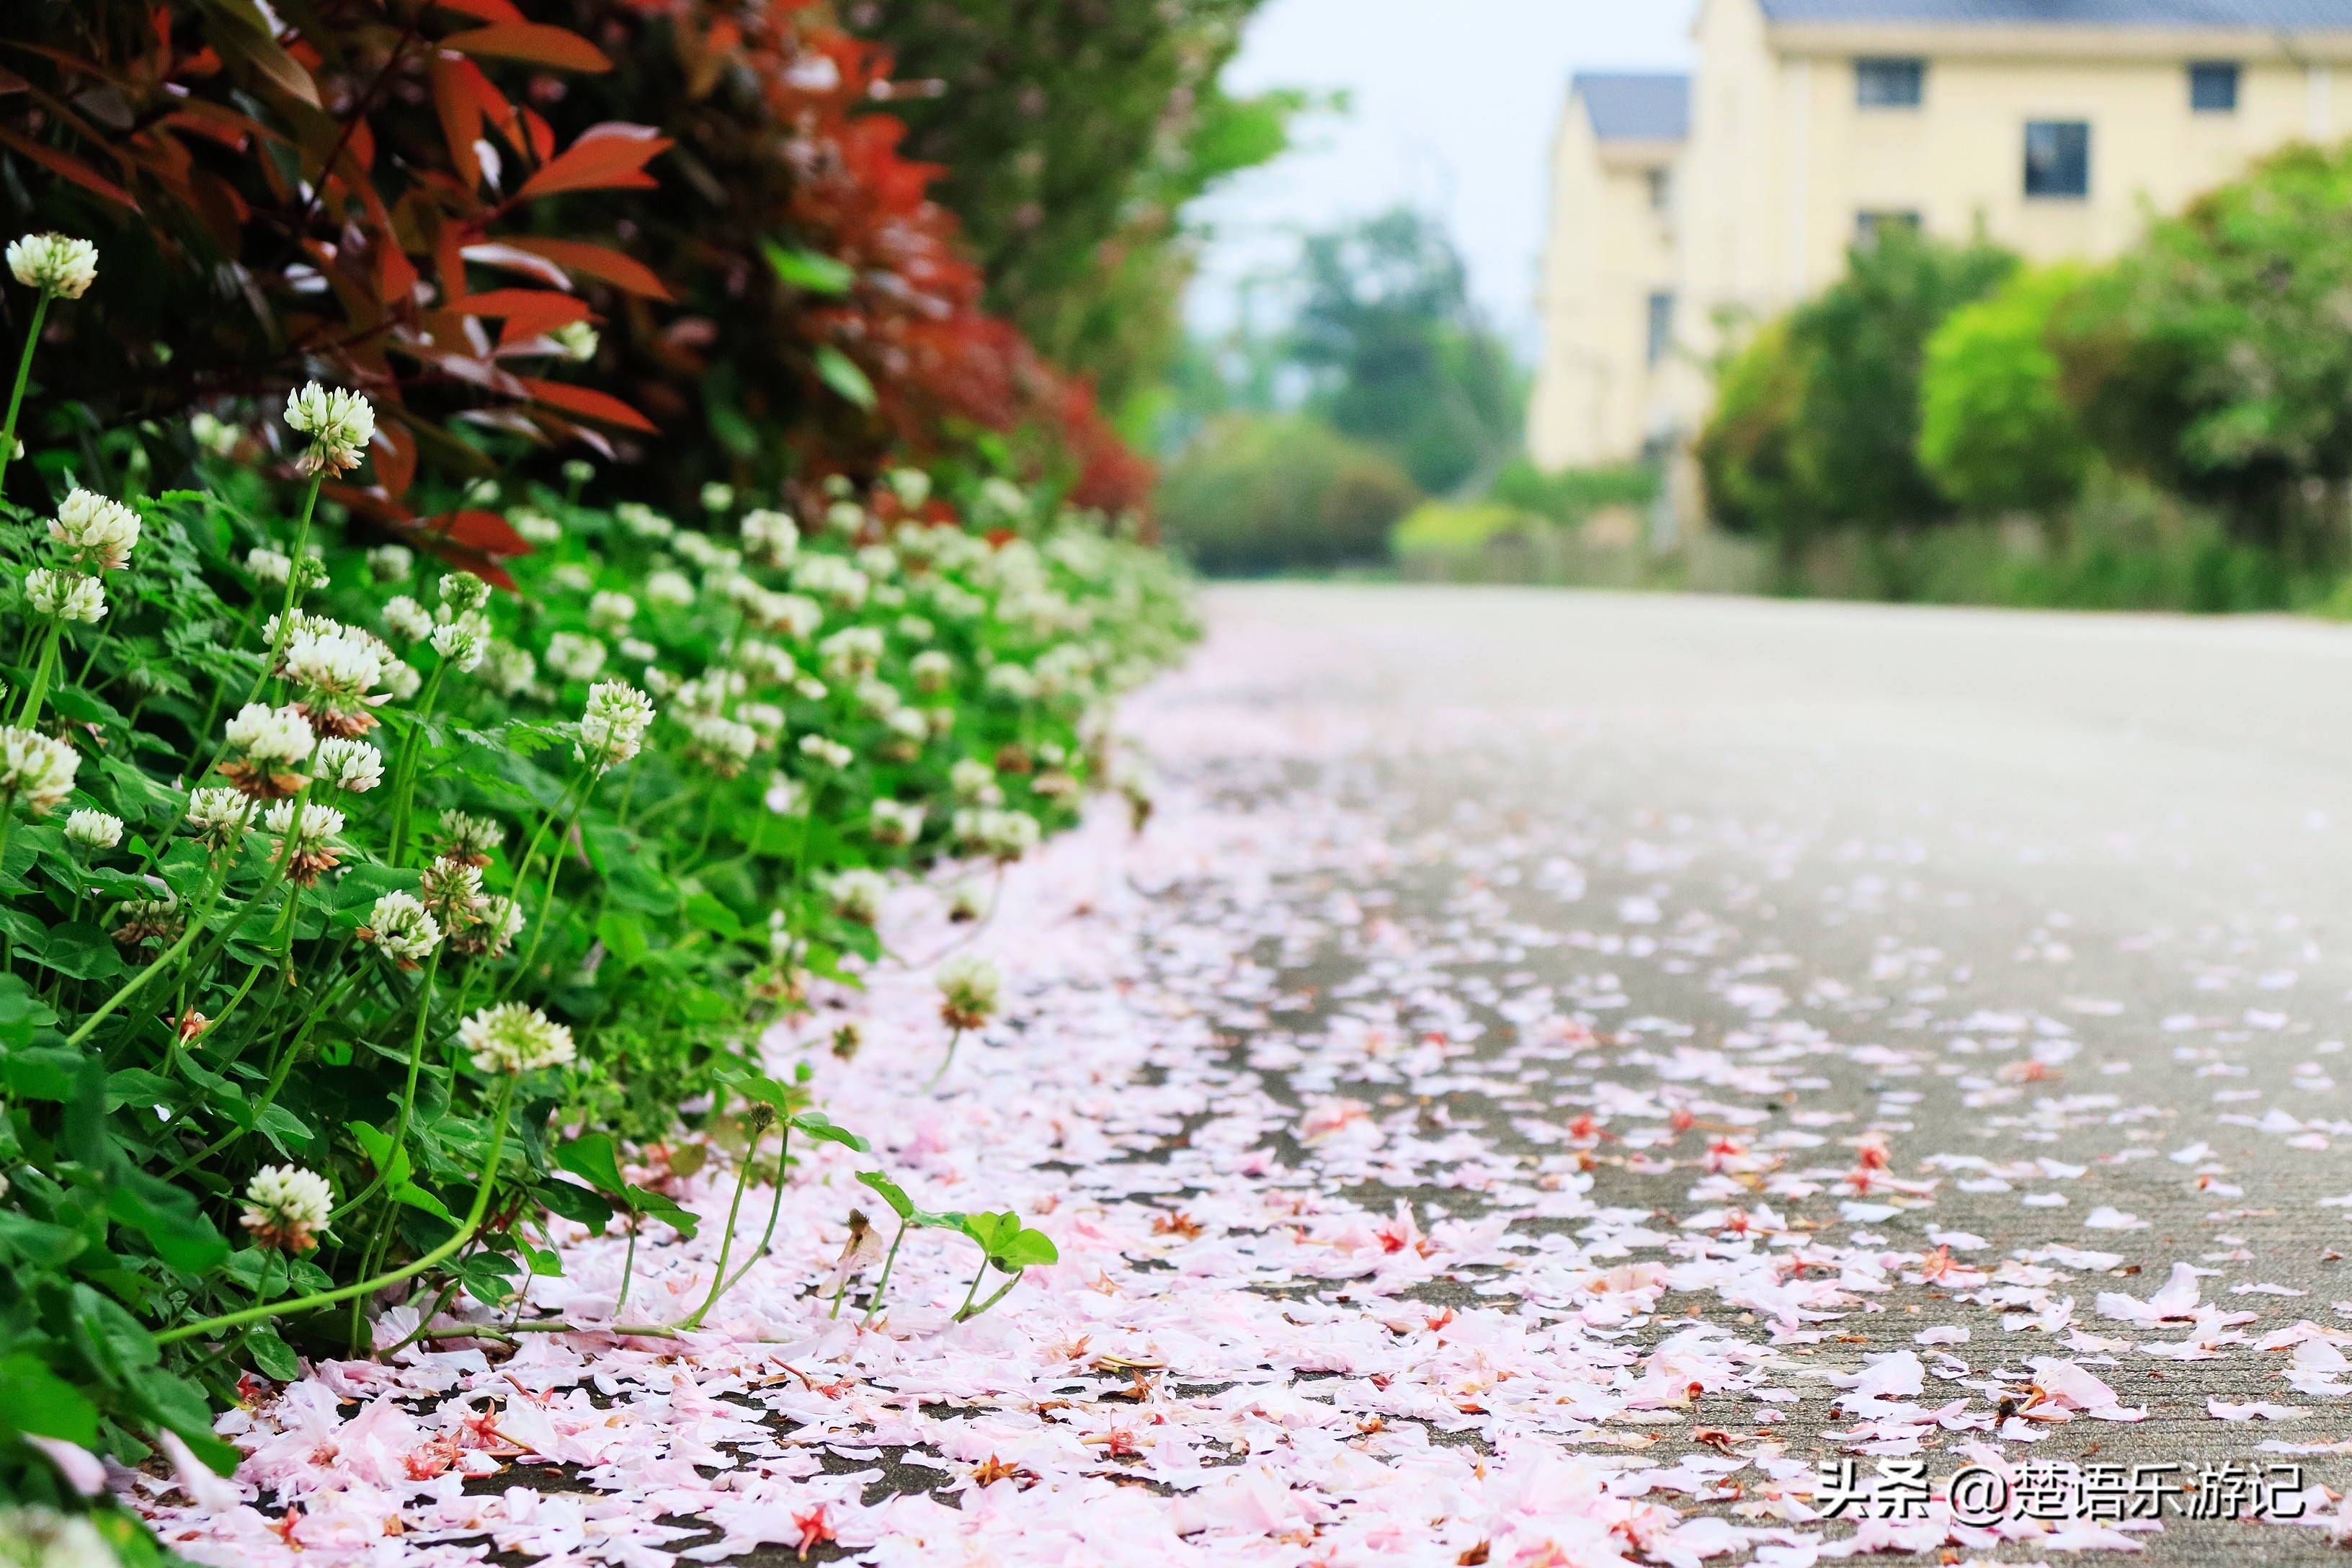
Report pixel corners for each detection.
[1918,264,2095,516]
[1156,414,1417,574]
[847,0,1302,421]
[1291,208,1524,495]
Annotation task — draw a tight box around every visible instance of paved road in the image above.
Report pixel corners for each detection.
[1149,584,2352,1561]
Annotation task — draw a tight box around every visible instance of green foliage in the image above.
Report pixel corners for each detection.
[1699,229,2017,548]
[1155,416,1419,576]
[1391,502,1535,556]
[1488,458,1661,525]
[1918,265,2096,516]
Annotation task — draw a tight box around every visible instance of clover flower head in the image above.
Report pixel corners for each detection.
[758,591,825,642]
[797,733,852,770]
[48,489,140,572]
[888,467,932,509]
[430,614,488,672]
[577,680,656,770]
[241,1164,333,1253]
[246,547,292,587]
[587,590,637,634]
[512,509,562,545]
[923,705,955,739]
[383,659,422,700]
[829,867,890,927]
[0,727,77,817]
[437,571,491,617]
[480,640,537,698]
[870,798,924,847]
[949,757,999,805]
[985,662,1041,702]
[284,623,386,703]
[64,809,122,851]
[110,892,181,950]
[7,233,97,298]
[262,797,343,847]
[561,458,595,486]
[935,952,1003,1030]
[283,382,375,476]
[419,854,487,932]
[450,894,524,959]
[686,713,760,776]
[735,638,797,685]
[24,569,104,624]
[765,772,808,816]
[367,543,414,582]
[551,563,596,596]
[790,553,868,611]
[382,595,432,643]
[794,675,829,703]
[615,502,676,541]
[896,614,935,645]
[358,891,440,967]
[543,631,607,683]
[189,409,242,457]
[824,500,865,538]
[818,625,884,680]
[185,786,254,848]
[312,736,384,793]
[550,320,599,362]
[946,878,991,923]
[644,569,695,610]
[223,702,316,767]
[956,806,1040,863]
[459,1002,576,1075]
[853,678,901,718]
[0,1505,115,1568]
[911,649,954,693]
[741,508,800,567]
[700,481,736,513]
[856,544,897,582]
[885,706,930,747]
[437,811,505,865]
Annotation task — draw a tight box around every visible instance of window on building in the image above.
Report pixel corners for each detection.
[1855,210,1923,247]
[2023,120,2090,198]
[1645,292,1674,367]
[1856,58,1925,108]
[2190,61,2240,112]
[1646,166,1672,213]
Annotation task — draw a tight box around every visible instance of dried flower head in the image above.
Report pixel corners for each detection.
[24,569,104,624]
[436,810,504,865]
[936,952,1003,1030]
[419,855,488,939]
[6,233,98,298]
[241,1164,333,1253]
[449,894,524,960]
[48,489,140,572]
[311,736,384,793]
[64,808,122,851]
[262,798,344,884]
[110,892,182,950]
[0,727,79,817]
[358,891,441,968]
[577,680,656,770]
[283,382,375,476]
[459,1002,576,1075]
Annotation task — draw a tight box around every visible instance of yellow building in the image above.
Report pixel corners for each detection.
[1530,0,2352,473]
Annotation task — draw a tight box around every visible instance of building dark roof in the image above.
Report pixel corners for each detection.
[1759,0,2352,25]
[1574,74,1691,142]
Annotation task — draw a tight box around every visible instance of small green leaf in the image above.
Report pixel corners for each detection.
[595,910,650,971]
[855,1170,913,1220]
[683,894,745,940]
[537,1178,616,1230]
[626,1186,700,1241]
[0,1354,98,1444]
[790,1110,868,1153]
[762,241,855,295]
[814,345,877,410]
[244,1325,300,1382]
[997,1226,1059,1270]
[554,1133,627,1197]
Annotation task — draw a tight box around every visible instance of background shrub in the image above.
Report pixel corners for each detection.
[1156,414,1417,576]
[1918,265,2095,516]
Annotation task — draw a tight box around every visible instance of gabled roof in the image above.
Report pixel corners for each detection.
[1759,0,2352,25]
[1573,74,1690,143]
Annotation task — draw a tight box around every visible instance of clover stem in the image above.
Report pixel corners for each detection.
[926,1027,963,1090]
[677,1125,764,1330]
[614,1216,641,1319]
[329,948,440,1224]
[14,622,61,726]
[859,1220,909,1327]
[0,288,52,495]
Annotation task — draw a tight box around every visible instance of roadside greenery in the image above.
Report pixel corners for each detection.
[0,238,1193,1544]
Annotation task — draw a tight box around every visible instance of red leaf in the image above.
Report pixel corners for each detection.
[502,237,672,300]
[371,422,417,503]
[446,288,592,326]
[514,123,669,200]
[440,24,612,74]
[517,377,658,432]
[0,128,138,210]
[432,0,527,19]
[432,508,534,556]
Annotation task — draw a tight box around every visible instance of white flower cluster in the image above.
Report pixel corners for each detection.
[791,553,869,612]
[48,489,140,572]
[22,569,104,625]
[263,797,344,852]
[359,891,441,966]
[185,786,255,848]
[64,808,122,850]
[955,806,1041,863]
[6,233,97,298]
[936,951,1004,1029]
[368,543,414,582]
[577,680,656,770]
[312,736,384,793]
[828,868,890,926]
[224,702,316,769]
[283,382,375,476]
[382,595,433,643]
[241,1164,333,1253]
[0,1505,115,1568]
[734,638,798,685]
[544,631,607,683]
[818,625,884,680]
[797,733,852,770]
[911,649,954,692]
[984,662,1041,702]
[742,587,823,641]
[0,726,79,817]
[643,569,696,610]
[284,620,387,703]
[459,1002,576,1075]
[949,757,1000,805]
[741,507,799,566]
[869,798,924,847]
[615,502,676,540]
[588,590,637,634]
[685,713,759,776]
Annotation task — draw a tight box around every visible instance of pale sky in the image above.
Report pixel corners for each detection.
[1188,0,1701,356]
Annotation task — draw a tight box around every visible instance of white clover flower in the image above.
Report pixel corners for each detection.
[587,590,637,634]
[549,562,596,595]
[884,707,930,748]
[459,1002,576,1075]
[512,509,562,545]
[896,614,935,645]
[946,878,991,923]
[818,625,884,680]
[0,727,77,819]
[935,952,1003,1029]
[478,640,535,698]
[437,810,504,863]
[543,631,607,683]
[381,595,432,643]
[791,553,868,611]
[283,382,375,476]
[741,507,799,566]
[550,320,599,362]
[949,757,999,804]
[24,569,103,624]
[48,489,140,572]
[367,543,414,582]
[734,638,797,685]
[358,891,440,966]
[856,544,897,581]
[284,623,384,701]
[985,662,1041,702]
[430,615,487,673]
[685,713,759,777]
[888,468,932,508]
[262,798,343,849]
[576,679,656,770]
[437,570,491,615]
[312,736,384,793]
[185,786,254,848]
[911,649,954,693]
[797,733,852,770]
[870,798,924,847]
[829,868,890,927]
[246,547,292,587]
[739,701,785,741]
[449,893,524,959]
[615,502,677,540]
[383,659,422,700]
[224,703,316,768]
[853,678,901,718]
[0,1506,115,1568]
[956,806,1041,863]
[923,705,956,739]
[64,809,121,850]
[824,500,865,537]
[241,1164,333,1253]
[793,675,828,702]
[765,772,808,816]
[7,234,97,298]
[700,481,736,513]
[644,569,695,610]
[618,636,657,664]
[758,591,824,641]
[190,409,242,457]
